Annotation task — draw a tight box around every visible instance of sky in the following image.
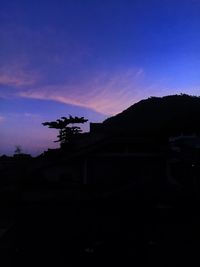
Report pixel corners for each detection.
[0,0,200,156]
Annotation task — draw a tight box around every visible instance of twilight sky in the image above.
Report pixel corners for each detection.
[0,0,200,155]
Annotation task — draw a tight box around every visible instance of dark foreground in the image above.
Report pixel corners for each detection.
[0,180,200,267]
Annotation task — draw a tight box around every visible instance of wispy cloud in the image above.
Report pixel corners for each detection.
[0,115,5,123]
[23,112,41,118]
[19,68,145,115]
[0,63,40,87]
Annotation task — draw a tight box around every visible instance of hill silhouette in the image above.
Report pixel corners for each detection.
[103,94,200,139]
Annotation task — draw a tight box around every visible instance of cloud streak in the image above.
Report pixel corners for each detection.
[19,68,145,115]
[0,63,40,87]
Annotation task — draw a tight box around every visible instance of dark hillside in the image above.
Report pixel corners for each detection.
[103,94,200,138]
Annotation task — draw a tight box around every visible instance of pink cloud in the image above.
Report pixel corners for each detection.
[0,63,40,87]
[0,115,5,123]
[19,68,145,115]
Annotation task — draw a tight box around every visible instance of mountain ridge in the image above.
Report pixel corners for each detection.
[102,94,200,138]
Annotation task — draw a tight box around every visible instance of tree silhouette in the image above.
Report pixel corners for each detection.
[42,115,88,146]
[14,145,22,155]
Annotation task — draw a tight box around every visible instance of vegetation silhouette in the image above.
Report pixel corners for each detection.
[103,94,200,139]
[42,115,88,147]
[14,145,22,155]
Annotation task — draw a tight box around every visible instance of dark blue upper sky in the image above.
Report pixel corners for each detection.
[0,0,200,155]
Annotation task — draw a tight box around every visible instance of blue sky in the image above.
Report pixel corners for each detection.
[0,0,200,155]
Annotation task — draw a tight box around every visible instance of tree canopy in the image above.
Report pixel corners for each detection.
[42,115,88,146]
